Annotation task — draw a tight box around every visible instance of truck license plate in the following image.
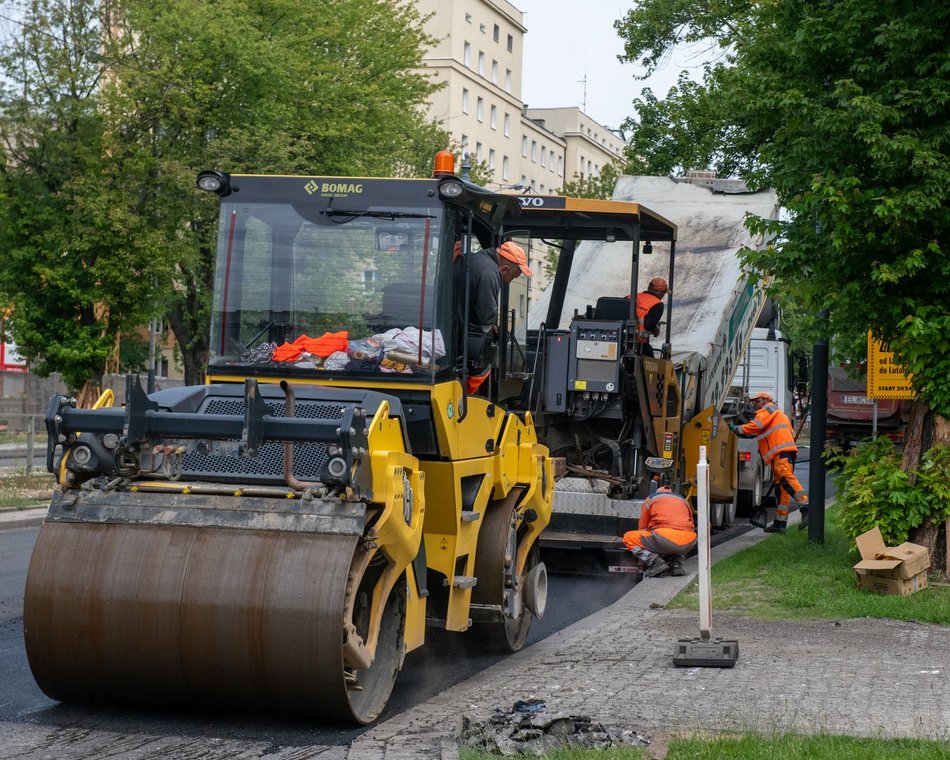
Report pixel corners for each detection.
[842,395,871,405]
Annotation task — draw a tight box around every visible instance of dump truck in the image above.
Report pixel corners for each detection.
[507,174,779,557]
[24,153,553,725]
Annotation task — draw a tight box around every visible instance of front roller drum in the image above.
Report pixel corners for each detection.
[24,521,406,724]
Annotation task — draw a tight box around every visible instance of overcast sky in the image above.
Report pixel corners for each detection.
[516,0,705,132]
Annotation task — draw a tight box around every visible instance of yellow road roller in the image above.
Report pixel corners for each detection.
[24,153,552,724]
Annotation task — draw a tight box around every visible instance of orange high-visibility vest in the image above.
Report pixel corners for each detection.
[635,292,662,343]
[739,404,797,463]
[639,488,695,532]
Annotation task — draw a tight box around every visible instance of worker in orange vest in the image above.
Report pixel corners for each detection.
[622,484,697,577]
[730,391,809,533]
[634,277,669,357]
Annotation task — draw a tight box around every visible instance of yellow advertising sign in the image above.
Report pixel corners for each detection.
[866,332,914,400]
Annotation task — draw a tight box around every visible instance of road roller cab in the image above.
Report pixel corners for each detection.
[25,154,553,725]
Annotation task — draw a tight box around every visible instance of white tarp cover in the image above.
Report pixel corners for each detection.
[530,176,778,390]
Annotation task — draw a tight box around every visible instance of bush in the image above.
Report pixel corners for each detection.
[832,437,950,546]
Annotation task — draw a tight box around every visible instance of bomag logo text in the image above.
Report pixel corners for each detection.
[304,181,365,197]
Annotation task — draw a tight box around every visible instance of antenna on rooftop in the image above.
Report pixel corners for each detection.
[577,74,587,112]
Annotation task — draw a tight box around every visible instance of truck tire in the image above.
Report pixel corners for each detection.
[736,465,763,518]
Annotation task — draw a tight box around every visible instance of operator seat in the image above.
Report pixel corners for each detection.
[593,296,632,321]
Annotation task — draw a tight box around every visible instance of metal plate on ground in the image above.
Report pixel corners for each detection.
[672,637,739,668]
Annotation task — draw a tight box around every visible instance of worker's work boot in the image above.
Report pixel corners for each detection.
[668,558,686,577]
[763,520,787,534]
[643,556,670,578]
[798,508,809,531]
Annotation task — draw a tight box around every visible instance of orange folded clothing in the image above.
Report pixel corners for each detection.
[301,331,349,358]
[272,341,303,362]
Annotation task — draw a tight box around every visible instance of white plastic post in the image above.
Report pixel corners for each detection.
[696,445,712,641]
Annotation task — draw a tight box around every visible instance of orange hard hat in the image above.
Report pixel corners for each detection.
[497,241,533,277]
[648,277,669,294]
[750,391,774,403]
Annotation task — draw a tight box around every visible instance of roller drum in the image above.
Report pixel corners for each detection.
[24,520,403,724]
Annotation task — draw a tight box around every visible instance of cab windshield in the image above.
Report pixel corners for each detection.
[208,196,459,381]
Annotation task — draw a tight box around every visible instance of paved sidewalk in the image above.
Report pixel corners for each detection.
[0,506,47,530]
[349,517,950,758]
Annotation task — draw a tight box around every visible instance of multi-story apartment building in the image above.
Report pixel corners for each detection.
[414,0,627,299]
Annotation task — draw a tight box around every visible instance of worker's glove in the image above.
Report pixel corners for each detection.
[728,422,740,433]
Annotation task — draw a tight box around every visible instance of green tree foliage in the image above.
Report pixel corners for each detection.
[832,437,950,545]
[615,0,950,417]
[0,0,164,389]
[559,162,621,200]
[0,0,450,387]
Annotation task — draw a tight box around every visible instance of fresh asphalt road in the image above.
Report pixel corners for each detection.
[0,525,640,748]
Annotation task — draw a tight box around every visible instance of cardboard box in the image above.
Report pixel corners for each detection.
[853,526,931,595]
[854,569,928,596]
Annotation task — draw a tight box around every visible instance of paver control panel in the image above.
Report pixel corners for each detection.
[568,320,623,393]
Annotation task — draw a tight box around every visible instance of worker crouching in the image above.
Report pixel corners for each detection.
[622,485,697,577]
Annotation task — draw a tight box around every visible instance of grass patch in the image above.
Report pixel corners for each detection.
[459,732,950,759]
[666,733,950,759]
[0,472,54,510]
[667,504,950,625]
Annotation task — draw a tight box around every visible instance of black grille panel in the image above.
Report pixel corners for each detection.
[179,398,345,484]
[202,398,346,420]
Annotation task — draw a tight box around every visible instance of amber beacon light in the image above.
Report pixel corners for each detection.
[432,151,455,178]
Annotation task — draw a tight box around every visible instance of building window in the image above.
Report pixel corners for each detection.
[476,97,484,122]
[521,136,528,157]
[541,147,547,168]
[489,148,496,170]
[479,23,486,33]
[461,134,469,150]
[502,156,509,180]
[507,34,513,52]
[505,69,512,92]
[558,156,563,173]
[363,269,379,290]
[465,13,471,23]
[493,24,499,42]
[539,184,545,193]
[462,89,469,113]
[491,60,498,84]
[521,175,527,187]
[478,51,485,76]
[490,105,497,129]
[531,141,537,161]
[475,142,483,160]
[504,113,510,137]
[463,42,471,67]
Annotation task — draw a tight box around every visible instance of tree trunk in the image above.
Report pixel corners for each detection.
[900,399,929,480]
[905,406,949,576]
[167,302,208,387]
[165,247,214,387]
